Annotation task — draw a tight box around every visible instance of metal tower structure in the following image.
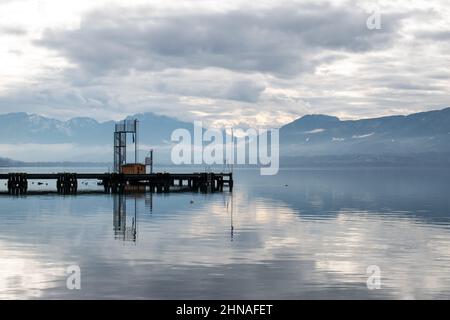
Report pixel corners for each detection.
[145,149,154,174]
[114,119,139,173]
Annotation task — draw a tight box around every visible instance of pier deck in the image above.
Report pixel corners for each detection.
[0,172,233,195]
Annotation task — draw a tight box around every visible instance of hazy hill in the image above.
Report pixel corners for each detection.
[0,112,191,145]
[0,107,449,164]
[0,157,23,166]
[280,107,450,156]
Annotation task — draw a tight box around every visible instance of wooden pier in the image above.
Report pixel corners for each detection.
[0,172,233,195]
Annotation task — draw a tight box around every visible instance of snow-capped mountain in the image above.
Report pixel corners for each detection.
[0,112,190,145]
[280,107,450,156]
[0,107,449,163]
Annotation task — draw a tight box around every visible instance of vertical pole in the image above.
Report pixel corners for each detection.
[150,149,153,174]
[135,119,139,164]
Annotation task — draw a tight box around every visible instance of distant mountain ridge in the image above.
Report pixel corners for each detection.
[0,107,450,164]
[0,112,191,145]
[280,107,450,156]
[0,157,23,167]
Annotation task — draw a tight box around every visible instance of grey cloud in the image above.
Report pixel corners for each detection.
[0,26,27,36]
[116,67,269,103]
[428,72,450,80]
[367,76,446,92]
[415,30,450,42]
[0,85,122,120]
[225,80,266,103]
[385,82,444,92]
[36,3,406,78]
[156,76,265,103]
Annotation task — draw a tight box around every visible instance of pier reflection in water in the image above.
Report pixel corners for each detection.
[113,194,138,242]
[112,192,234,243]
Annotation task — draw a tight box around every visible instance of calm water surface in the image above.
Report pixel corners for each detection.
[1,167,450,299]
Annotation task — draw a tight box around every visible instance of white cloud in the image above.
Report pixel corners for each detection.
[352,132,375,139]
[304,128,325,134]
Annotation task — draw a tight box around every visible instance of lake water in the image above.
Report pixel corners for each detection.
[1,167,450,299]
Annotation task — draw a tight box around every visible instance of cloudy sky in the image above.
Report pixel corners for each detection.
[0,0,449,128]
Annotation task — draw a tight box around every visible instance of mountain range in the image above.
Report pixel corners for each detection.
[0,107,449,165]
[281,107,450,156]
[0,112,190,145]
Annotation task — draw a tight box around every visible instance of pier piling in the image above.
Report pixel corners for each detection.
[7,173,28,195]
[1,172,233,195]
